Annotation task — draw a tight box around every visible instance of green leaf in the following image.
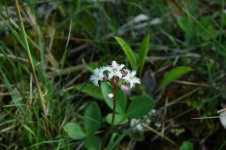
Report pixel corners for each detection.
[196,16,218,41]
[200,16,213,27]
[64,123,86,140]
[106,133,118,150]
[179,141,194,150]
[85,64,98,73]
[126,94,154,118]
[177,17,189,32]
[158,66,192,91]
[101,82,127,114]
[75,84,104,100]
[116,88,127,112]
[106,113,128,125]
[138,34,150,76]
[84,102,102,135]
[85,136,102,150]
[114,36,137,69]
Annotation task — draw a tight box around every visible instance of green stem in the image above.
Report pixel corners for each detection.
[14,0,51,139]
[111,83,116,126]
[102,81,117,149]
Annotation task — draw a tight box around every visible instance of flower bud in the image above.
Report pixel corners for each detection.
[103,76,108,81]
[107,93,114,99]
[112,79,117,84]
[121,85,130,93]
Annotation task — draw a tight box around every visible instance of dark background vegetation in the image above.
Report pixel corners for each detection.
[0,0,226,149]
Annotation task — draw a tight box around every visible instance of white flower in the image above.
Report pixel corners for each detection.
[130,119,144,132]
[90,68,105,86]
[123,70,140,89]
[106,61,125,79]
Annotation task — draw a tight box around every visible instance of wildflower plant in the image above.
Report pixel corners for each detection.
[90,61,141,125]
[64,35,155,150]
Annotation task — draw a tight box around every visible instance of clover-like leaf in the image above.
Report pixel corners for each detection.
[64,123,86,140]
[127,94,154,118]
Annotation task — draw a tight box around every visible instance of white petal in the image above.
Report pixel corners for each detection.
[122,76,130,82]
[112,61,117,68]
[132,77,140,84]
[103,66,112,72]
[130,82,134,88]
[108,72,114,79]
[123,69,131,73]
[119,64,125,70]
[90,75,99,86]
[115,71,122,78]
[131,71,136,77]
[99,74,104,80]
[93,68,100,76]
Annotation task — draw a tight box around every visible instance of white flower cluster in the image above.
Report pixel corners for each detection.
[90,61,140,90]
[130,109,156,132]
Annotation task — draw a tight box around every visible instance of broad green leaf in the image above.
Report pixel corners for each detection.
[197,16,218,41]
[84,102,102,135]
[85,64,98,73]
[126,94,154,118]
[64,123,86,140]
[158,66,192,91]
[138,34,150,76]
[101,82,127,114]
[106,113,128,125]
[179,141,194,150]
[114,36,137,69]
[200,16,213,27]
[75,84,104,100]
[85,136,102,150]
[177,17,188,32]
[116,88,127,112]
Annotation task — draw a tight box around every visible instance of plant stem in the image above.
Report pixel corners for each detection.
[102,82,117,149]
[111,82,117,126]
[14,0,51,139]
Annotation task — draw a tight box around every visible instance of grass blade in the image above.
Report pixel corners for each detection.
[158,66,192,91]
[114,36,137,69]
[138,33,150,76]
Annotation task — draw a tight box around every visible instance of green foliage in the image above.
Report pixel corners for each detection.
[126,94,154,118]
[138,33,150,76]
[84,136,102,150]
[106,113,128,125]
[101,82,127,114]
[1,0,226,149]
[64,123,86,140]
[64,102,103,150]
[114,36,137,69]
[158,66,192,91]
[177,15,218,42]
[196,16,218,41]
[84,102,102,135]
[177,17,190,32]
[75,84,104,100]
[85,64,98,73]
[179,141,194,150]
